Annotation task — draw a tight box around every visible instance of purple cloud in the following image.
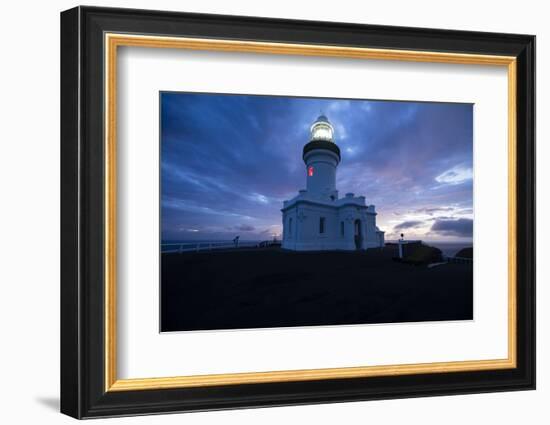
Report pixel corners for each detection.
[394,220,425,230]
[235,224,255,232]
[430,218,473,237]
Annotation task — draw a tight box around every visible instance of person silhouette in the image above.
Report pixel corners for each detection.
[233,235,240,247]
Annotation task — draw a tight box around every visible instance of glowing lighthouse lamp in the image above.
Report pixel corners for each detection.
[310,115,334,141]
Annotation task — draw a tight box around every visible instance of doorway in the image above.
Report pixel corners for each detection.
[354,219,362,250]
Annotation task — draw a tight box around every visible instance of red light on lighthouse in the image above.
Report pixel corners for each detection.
[308,166,314,177]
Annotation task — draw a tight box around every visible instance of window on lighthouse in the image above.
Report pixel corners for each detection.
[313,127,331,140]
[308,166,314,177]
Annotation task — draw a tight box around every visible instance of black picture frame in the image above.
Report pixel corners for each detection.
[61,5,535,419]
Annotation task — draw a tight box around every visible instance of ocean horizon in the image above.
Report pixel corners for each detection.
[420,241,472,257]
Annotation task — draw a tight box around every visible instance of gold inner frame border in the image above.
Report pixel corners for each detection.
[104,33,517,392]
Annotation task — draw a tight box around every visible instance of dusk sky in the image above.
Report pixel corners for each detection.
[161,92,473,243]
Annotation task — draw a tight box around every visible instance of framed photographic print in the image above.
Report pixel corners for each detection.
[60,6,535,419]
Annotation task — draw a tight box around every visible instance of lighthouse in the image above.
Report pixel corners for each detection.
[281,115,385,251]
[304,115,340,201]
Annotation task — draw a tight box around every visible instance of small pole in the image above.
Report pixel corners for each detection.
[398,233,404,258]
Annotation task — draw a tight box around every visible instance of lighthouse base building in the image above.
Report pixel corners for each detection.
[281,115,385,251]
[282,192,385,251]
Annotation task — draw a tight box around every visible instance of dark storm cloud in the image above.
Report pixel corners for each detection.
[394,220,425,230]
[234,224,255,232]
[430,218,473,237]
[161,92,473,241]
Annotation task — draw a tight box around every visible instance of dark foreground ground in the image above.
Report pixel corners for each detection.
[161,246,473,332]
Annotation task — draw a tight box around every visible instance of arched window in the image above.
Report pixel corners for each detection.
[288,217,293,238]
[319,217,326,234]
[340,221,344,237]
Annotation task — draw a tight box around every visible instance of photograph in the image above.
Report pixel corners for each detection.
[160,92,474,332]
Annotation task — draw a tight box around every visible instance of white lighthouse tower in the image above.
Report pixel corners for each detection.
[304,115,340,202]
[281,115,385,251]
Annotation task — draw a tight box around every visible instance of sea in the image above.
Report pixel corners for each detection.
[379,240,472,257]
[423,241,473,258]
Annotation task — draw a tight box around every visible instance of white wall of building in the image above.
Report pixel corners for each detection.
[282,201,382,251]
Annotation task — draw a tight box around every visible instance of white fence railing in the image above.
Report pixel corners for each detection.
[161,241,279,253]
